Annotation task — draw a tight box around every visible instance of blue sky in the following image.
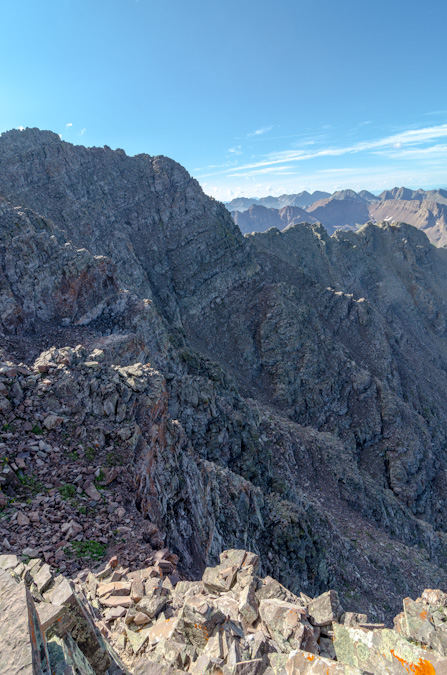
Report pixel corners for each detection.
[1,0,446,200]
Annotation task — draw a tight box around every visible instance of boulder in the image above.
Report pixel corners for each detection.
[32,562,54,594]
[189,654,223,674]
[146,616,180,645]
[0,554,19,570]
[136,593,167,619]
[125,624,152,654]
[219,549,260,573]
[177,595,226,648]
[239,581,259,625]
[394,595,447,656]
[97,581,131,598]
[256,577,303,605]
[307,590,344,627]
[259,598,316,653]
[203,562,239,594]
[37,601,66,631]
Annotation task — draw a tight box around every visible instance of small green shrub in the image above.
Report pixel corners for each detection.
[85,447,96,461]
[67,540,107,561]
[59,484,77,500]
[17,471,44,495]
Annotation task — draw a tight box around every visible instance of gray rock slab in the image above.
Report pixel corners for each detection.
[0,568,51,675]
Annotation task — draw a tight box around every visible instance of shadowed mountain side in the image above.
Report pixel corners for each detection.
[306,195,372,233]
[232,204,319,234]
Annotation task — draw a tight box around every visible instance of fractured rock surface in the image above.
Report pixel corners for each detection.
[4,549,447,674]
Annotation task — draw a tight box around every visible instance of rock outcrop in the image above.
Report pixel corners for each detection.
[4,549,447,674]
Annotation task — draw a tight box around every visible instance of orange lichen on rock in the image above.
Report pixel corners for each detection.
[390,649,436,674]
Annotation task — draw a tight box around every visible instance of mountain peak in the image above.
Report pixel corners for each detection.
[0,127,62,155]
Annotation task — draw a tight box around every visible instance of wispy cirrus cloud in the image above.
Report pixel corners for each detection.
[227,165,296,178]
[424,110,447,116]
[247,125,274,137]
[65,122,72,128]
[196,124,447,179]
[228,145,242,155]
[377,143,447,160]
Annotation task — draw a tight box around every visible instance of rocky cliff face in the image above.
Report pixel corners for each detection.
[0,128,255,326]
[2,128,447,625]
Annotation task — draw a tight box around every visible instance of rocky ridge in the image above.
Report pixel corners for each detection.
[2,128,447,629]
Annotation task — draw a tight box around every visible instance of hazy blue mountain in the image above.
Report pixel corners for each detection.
[225,190,330,212]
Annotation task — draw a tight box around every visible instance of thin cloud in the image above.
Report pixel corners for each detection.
[200,162,447,201]
[196,124,447,178]
[193,161,234,172]
[424,110,447,116]
[318,167,363,174]
[248,125,274,137]
[377,144,447,159]
[227,165,296,178]
[228,146,242,155]
[79,128,86,136]
[66,122,73,128]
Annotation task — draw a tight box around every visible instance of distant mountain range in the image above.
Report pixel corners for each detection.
[226,190,331,212]
[229,187,447,245]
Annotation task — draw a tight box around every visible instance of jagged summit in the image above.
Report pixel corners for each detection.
[0,126,250,324]
[0,127,62,153]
